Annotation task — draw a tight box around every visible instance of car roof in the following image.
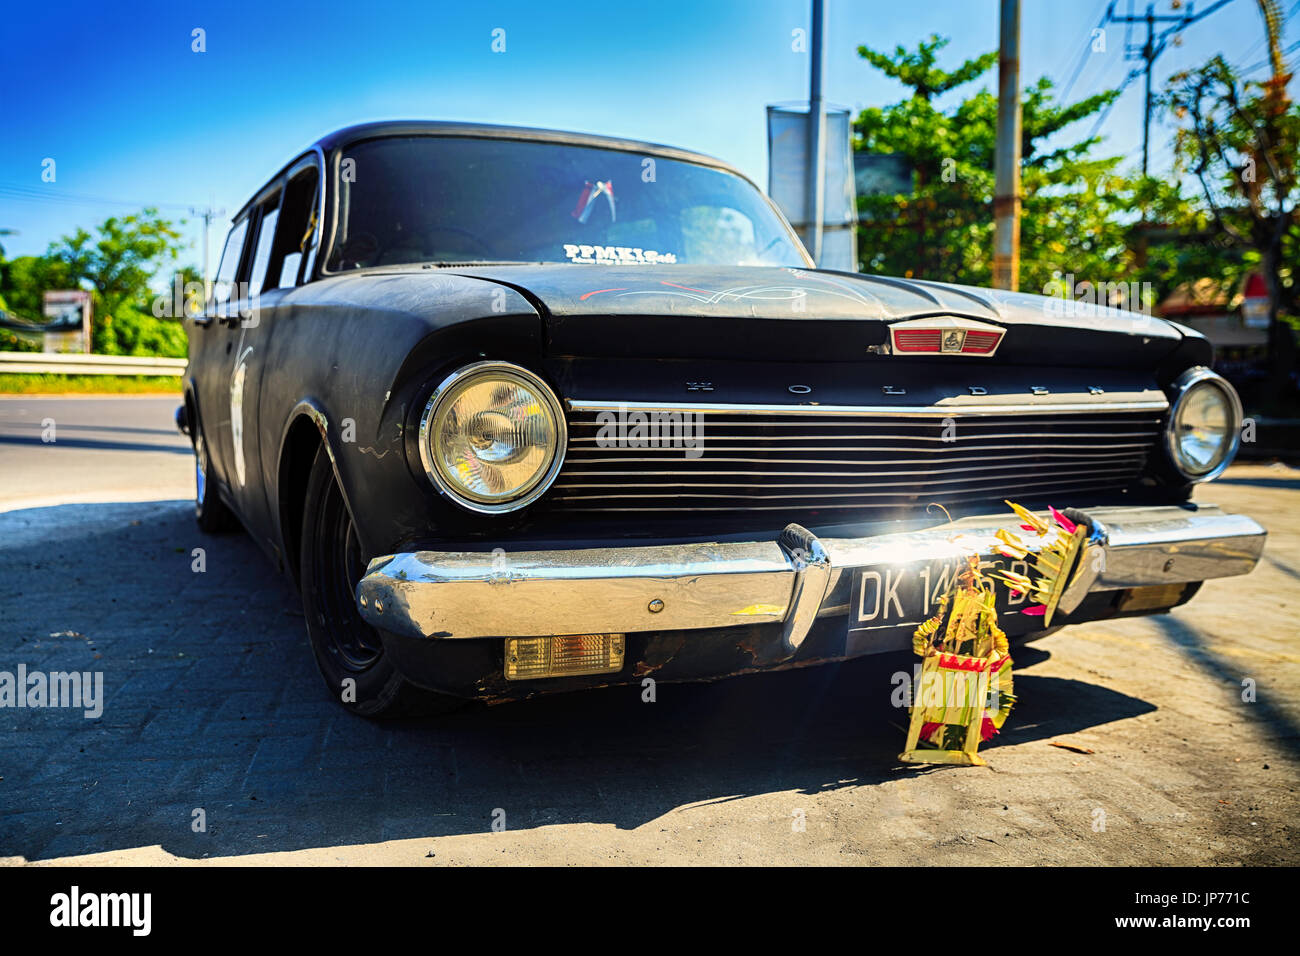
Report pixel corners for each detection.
[232,120,749,222]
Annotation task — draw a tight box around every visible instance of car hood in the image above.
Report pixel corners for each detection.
[445,263,1196,368]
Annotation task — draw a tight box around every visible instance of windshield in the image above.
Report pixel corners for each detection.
[326,136,808,271]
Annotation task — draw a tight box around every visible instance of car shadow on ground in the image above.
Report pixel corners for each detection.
[0,500,1154,861]
[1215,475,1300,491]
[0,435,191,455]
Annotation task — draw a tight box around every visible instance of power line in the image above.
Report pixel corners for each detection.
[0,183,197,212]
[1061,0,1117,101]
[1235,36,1300,74]
[1231,33,1269,69]
[1103,0,1237,176]
[1086,64,1145,141]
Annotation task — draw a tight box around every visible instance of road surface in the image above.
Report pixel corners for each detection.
[0,395,1296,865]
[0,395,193,511]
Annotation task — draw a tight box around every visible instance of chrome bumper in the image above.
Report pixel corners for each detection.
[356,504,1265,653]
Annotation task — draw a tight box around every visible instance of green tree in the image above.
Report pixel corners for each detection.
[45,209,188,354]
[0,254,77,321]
[856,35,998,104]
[853,36,1156,302]
[1164,2,1298,406]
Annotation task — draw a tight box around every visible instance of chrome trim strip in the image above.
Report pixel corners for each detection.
[554,479,1155,510]
[551,469,1142,497]
[566,398,1170,418]
[566,446,1158,458]
[568,419,1165,428]
[356,503,1265,641]
[560,453,1150,468]
[568,432,1162,442]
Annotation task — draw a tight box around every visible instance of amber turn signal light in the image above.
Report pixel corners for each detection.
[504,634,626,680]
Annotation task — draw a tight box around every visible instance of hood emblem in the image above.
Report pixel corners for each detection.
[888,316,1005,357]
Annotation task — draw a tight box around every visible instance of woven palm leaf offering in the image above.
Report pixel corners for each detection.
[899,552,1015,767]
[988,501,1091,629]
[900,499,1088,767]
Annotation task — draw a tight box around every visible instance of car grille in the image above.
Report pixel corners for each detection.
[549,406,1164,516]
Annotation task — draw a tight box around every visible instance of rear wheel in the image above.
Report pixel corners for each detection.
[298,447,465,718]
[192,408,239,532]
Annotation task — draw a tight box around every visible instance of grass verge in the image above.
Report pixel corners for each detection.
[0,374,182,395]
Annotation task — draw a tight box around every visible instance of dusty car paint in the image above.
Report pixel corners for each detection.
[182,121,1257,704]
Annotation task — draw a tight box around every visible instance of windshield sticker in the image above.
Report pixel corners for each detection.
[572,179,616,223]
[563,244,678,265]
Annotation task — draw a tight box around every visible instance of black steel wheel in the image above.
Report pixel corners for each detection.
[298,446,465,718]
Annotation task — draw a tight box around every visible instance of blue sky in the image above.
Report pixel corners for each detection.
[1,0,1294,268]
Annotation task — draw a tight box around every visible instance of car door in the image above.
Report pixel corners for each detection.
[218,185,283,539]
[226,156,324,546]
[192,214,251,500]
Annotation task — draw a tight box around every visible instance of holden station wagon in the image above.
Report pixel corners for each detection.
[178,121,1266,716]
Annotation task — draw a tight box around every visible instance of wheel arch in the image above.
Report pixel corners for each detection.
[276,398,362,588]
[181,376,201,446]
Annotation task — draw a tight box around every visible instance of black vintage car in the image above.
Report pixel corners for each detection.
[179,120,1265,716]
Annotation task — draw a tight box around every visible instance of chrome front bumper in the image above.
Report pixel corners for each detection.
[355,504,1265,654]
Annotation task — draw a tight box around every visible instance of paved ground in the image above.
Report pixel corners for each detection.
[0,396,1297,865]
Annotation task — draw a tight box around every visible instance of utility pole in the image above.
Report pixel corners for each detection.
[190,200,225,301]
[1104,0,1235,178]
[806,0,826,265]
[993,0,1021,290]
[1142,5,1155,176]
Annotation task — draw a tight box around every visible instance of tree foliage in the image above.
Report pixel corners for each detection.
[1165,41,1298,403]
[847,33,1232,316]
[856,35,997,104]
[0,209,191,357]
[852,36,1198,308]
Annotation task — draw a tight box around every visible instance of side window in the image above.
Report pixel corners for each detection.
[247,202,280,298]
[210,218,249,308]
[266,163,321,290]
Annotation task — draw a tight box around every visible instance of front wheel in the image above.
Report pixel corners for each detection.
[298,447,465,718]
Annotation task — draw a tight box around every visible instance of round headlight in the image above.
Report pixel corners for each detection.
[1165,367,1242,482]
[418,361,566,513]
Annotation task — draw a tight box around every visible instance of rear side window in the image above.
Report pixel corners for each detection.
[211,218,249,307]
[247,202,280,297]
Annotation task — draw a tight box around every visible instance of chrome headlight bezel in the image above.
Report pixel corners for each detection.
[418,360,567,515]
[1164,367,1242,483]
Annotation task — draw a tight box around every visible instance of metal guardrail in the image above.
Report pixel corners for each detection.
[0,352,187,376]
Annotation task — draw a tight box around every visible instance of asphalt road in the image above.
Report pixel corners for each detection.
[0,395,1297,865]
[0,395,194,511]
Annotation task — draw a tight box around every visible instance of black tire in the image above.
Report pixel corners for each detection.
[192,408,239,533]
[299,447,466,718]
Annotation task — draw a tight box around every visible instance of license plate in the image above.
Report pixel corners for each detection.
[846,554,1034,641]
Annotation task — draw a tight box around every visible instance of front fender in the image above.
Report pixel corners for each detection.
[257,271,545,560]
